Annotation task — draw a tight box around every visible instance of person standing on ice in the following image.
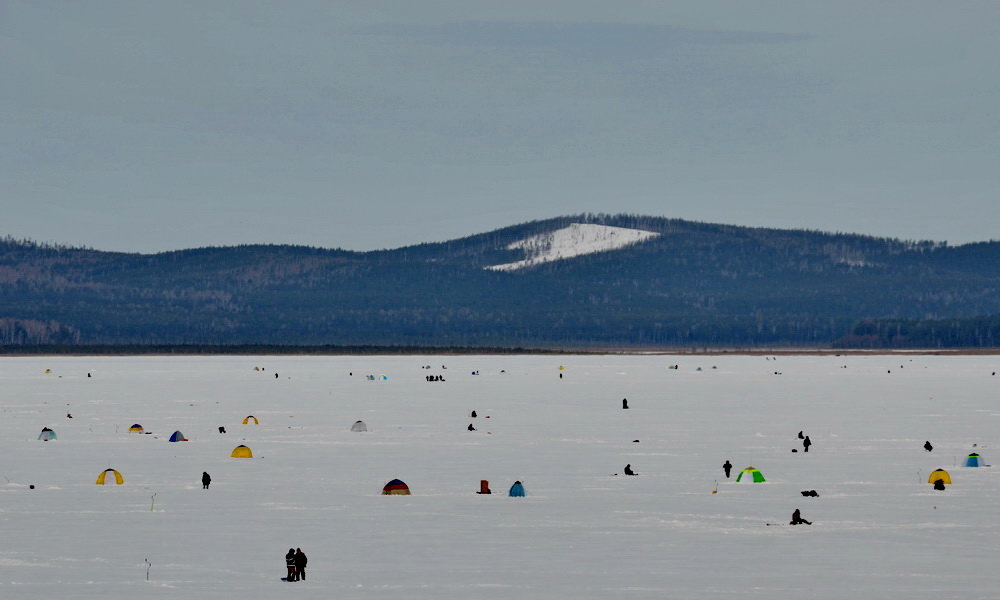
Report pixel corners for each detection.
[294,548,307,581]
[803,436,812,452]
[723,460,733,478]
[622,398,629,409]
[285,548,297,581]
[202,471,211,489]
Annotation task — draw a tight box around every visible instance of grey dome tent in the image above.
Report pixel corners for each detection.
[350,420,368,432]
[37,427,57,441]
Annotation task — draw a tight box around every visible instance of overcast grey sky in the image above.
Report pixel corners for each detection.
[2,1,998,252]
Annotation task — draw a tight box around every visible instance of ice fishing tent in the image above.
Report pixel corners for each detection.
[168,430,188,442]
[37,427,57,441]
[964,453,986,467]
[382,479,410,495]
[350,420,368,432]
[242,416,259,425]
[128,424,144,433]
[509,481,526,497]
[95,468,124,485]
[230,445,254,458]
[736,467,766,483]
[928,468,952,484]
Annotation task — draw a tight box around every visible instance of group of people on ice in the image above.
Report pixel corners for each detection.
[284,548,308,581]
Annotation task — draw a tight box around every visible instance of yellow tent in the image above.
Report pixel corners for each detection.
[231,445,254,458]
[928,468,952,484]
[242,416,259,425]
[128,424,144,433]
[96,468,124,485]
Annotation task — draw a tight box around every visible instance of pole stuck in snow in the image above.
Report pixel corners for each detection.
[145,558,151,581]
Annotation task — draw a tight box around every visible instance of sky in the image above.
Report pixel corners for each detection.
[2,1,998,253]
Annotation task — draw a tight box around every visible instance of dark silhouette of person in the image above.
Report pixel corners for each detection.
[218,426,226,434]
[559,373,563,379]
[797,430,804,439]
[470,410,477,418]
[202,471,211,489]
[723,460,733,478]
[933,478,946,490]
[622,398,629,409]
[624,464,637,476]
[924,441,933,452]
[790,509,812,525]
[285,548,297,581]
[294,548,307,581]
[275,373,279,379]
[467,423,476,431]
[803,436,812,452]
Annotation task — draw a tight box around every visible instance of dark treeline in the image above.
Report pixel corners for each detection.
[0,344,571,356]
[2,214,1000,349]
[836,315,1000,348]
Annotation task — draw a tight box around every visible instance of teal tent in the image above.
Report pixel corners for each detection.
[964,453,987,467]
[508,481,525,497]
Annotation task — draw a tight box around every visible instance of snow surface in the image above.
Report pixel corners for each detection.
[486,223,659,271]
[1,354,999,599]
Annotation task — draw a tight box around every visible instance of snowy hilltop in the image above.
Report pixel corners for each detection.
[485,223,659,271]
[2,214,1000,348]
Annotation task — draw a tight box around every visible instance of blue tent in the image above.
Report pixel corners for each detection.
[964,453,987,467]
[508,481,525,497]
[168,430,188,442]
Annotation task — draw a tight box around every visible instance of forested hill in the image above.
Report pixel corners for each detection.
[2,214,1000,349]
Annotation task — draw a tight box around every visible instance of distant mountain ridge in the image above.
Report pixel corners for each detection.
[2,214,1000,348]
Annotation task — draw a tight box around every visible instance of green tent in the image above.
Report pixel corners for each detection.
[736,467,766,483]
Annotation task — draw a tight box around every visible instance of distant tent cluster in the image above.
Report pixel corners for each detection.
[380,478,527,497]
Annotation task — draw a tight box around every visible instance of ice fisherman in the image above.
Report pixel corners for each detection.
[202,471,211,489]
[803,436,812,452]
[622,398,629,409]
[790,509,812,525]
[294,548,307,581]
[624,464,637,476]
[723,460,733,478]
[924,441,933,452]
[285,548,297,581]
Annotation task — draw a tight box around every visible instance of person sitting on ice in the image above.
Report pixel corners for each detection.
[924,440,933,452]
[933,478,946,491]
[467,423,476,431]
[623,464,637,476]
[790,508,812,525]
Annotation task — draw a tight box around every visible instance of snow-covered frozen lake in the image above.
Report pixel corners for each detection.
[1,354,998,599]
